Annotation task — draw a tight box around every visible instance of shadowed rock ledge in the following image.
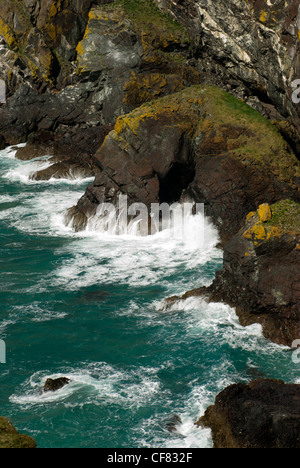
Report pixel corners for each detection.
[196,379,300,448]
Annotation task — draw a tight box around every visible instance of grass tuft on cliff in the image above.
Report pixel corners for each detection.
[201,86,299,181]
[107,0,190,43]
[113,85,300,183]
[267,200,300,233]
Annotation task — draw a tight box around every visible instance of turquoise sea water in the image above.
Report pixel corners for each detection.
[0,145,299,448]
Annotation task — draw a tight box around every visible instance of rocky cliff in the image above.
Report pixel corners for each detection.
[153,0,300,148]
[0,417,36,448]
[65,85,300,241]
[0,0,300,449]
[169,200,300,346]
[197,379,300,448]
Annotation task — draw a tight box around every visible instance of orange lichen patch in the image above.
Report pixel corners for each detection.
[113,103,175,138]
[243,222,266,241]
[243,199,299,246]
[259,10,267,23]
[243,221,281,245]
[257,203,272,222]
[76,40,86,59]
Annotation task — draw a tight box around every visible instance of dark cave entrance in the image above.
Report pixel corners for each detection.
[159,162,196,204]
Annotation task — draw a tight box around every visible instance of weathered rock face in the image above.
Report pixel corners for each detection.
[154,0,300,147]
[205,200,300,346]
[170,200,300,346]
[0,417,36,448]
[0,0,200,179]
[197,379,300,449]
[66,85,300,240]
[0,0,100,90]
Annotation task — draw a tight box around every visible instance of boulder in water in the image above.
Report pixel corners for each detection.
[165,414,182,433]
[43,377,70,392]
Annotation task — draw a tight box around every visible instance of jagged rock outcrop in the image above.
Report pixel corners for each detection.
[168,200,300,346]
[153,0,300,153]
[0,0,200,177]
[196,379,300,448]
[14,125,113,180]
[66,85,300,240]
[0,0,100,91]
[0,417,36,448]
[0,0,198,142]
[207,200,300,346]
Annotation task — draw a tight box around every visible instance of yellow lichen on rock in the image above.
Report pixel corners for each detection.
[242,200,297,246]
[0,17,17,49]
[246,211,256,222]
[243,221,267,242]
[123,71,186,107]
[243,220,281,245]
[257,203,272,223]
[259,11,267,22]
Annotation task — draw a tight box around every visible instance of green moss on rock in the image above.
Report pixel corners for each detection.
[111,84,300,184]
[105,0,190,43]
[0,417,36,448]
[197,86,300,182]
[266,199,300,233]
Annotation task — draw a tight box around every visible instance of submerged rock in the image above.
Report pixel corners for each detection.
[43,377,71,392]
[165,414,182,433]
[196,379,300,449]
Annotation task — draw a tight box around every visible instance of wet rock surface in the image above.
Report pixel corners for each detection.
[167,200,300,346]
[43,377,71,392]
[1,0,300,448]
[196,379,300,448]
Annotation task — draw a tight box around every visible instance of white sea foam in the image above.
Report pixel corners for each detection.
[0,144,94,185]
[52,234,220,291]
[0,194,21,203]
[4,157,53,184]
[1,144,294,449]
[0,143,26,159]
[51,205,221,291]
[163,295,290,357]
[10,363,162,410]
